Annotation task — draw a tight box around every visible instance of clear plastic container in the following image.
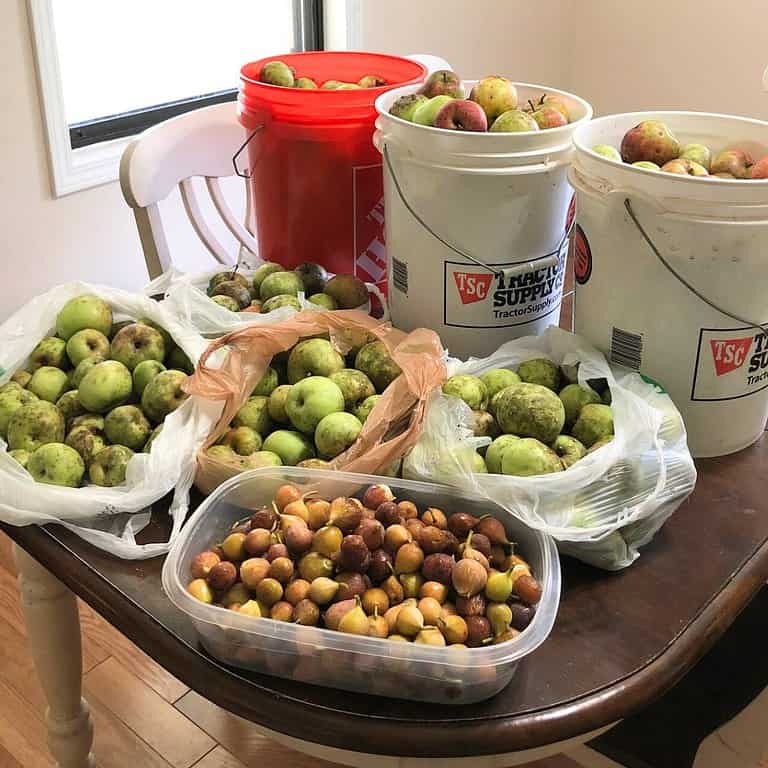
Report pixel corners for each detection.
[162,468,561,705]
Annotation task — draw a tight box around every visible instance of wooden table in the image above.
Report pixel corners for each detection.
[5,435,768,768]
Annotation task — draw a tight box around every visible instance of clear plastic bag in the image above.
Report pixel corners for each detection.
[0,282,222,559]
[403,326,697,569]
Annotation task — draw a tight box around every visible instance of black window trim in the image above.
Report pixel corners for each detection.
[68,0,324,150]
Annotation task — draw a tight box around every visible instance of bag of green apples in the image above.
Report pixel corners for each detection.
[185,309,445,494]
[0,282,222,559]
[402,326,696,570]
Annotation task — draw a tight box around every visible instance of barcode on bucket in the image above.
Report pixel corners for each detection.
[611,327,644,370]
[392,258,408,294]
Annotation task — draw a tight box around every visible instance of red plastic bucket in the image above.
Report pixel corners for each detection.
[238,52,427,292]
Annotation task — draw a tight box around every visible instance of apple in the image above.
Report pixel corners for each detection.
[295,77,318,89]
[0,387,38,438]
[531,106,567,130]
[28,443,85,487]
[711,149,753,178]
[632,161,661,171]
[8,449,30,469]
[206,444,236,462]
[353,394,380,424]
[65,426,107,465]
[262,295,301,313]
[389,94,428,121]
[0,382,21,396]
[29,337,68,371]
[206,271,250,297]
[71,356,105,389]
[7,400,65,452]
[267,385,292,424]
[680,144,712,171]
[28,366,69,403]
[489,109,539,133]
[233,395,272,434]
[88,445,134,487]
[442,374,489,410]
[141,369,188,423]
[750,155,768,179]
[249,300,262,312]
[212,295,239,312]
[166,346,194,374]
[358,75,386,88]
[110,323,166,371]
[336,83,362,90]
[56,295,113,341]
[434,99,488,132]
[262,429,315,466]
[11,370,32,388]
[252,262,284,293]
[56,390,85,425]
[252,366,278,396]
[470,76,518,120]
[221,426,262,456]
[260,61,295,87]
[211,281,251,309]
[620,121,680,166]
[143,424,163,453]
[69,414,105,434]
[323,275,368,309]
[286,376,345,433]
[419,70,464,99]
[294,262,328,295]
[480,369,520,401]
[314,412,363,459]
[413,95,455,127]
[661,158,709,176]
[354,341,402,393]
[133,360,166,397]
[329,369,375,409]
[241,451,283,469]
[78,360,133,413]
[530,94,570,121]
[592,145,622,161]
[287,338,345,383]
[260,271,304,301]
[66,329,110,368]
[104,405,151,451]
[109,320,132,339]
[308,293,338,310]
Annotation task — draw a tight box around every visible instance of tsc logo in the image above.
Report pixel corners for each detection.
[710,337,753,376]
[453,271,493,305]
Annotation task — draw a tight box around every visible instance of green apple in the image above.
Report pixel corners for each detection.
[65,329,110,368]
[329,369,375,410]
[286,376,345,434]
[470,76,518,119]
[262,430,315,466]
[110,323,166,371]
[29,337,68,371]
[518,358,561,391]
[143,424,163,453]
[260,271,304,301]
[0,382,21,396]
[480,369,521,401]
[353,394,380,424]
[572,404,614,448]
[140,370,188,423]
[295,77,318,89]
[260,60,295,87]
[133,360,166,397]
[56,390,85,425]
[632,161,661,170]
[485,434,520,474]
[252,262,284,293]
[8,400,65,452]
[389,93,429,121]
[252,366,278,396]
[11,370,32,388]
[206,444,237,462]
[500,437,562,476]
[137,318,174,352]
[166,346,194,374]
[0,388,38,438]
[314,412,363,459]
[240,451,283,469]
[354,341,402,392]
[287,339,345,383]
[489,109,539,133]
[56,295,113,340]
[552,435,586,468]
[233,395,272,434]
[207,271,250,297]
[88,445,134,487]
[442,374,488,410]
[28,366,70,403]
[221,426,262,456]
[211,280,252,309]
[28,443,85,487]
[65,426,107,465]
[211,295,240,312]
[592,144,622,161]
[268,385,292,423]
[78,360,132,414]
[104,405,151,451]
[323,275,368,310]
[109,320,133,339]
[680,143,712,171]
[8,449,30,469]
[262,295,301,313]
[413,95,454,126]
[559,383,601,428]
[69,414,104,434]
[71,356,105,388]
[308,294,338,310]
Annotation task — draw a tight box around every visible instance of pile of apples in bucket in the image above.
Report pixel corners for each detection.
[592,121,768,179]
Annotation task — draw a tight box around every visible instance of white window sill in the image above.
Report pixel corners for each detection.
[50,137,132,197]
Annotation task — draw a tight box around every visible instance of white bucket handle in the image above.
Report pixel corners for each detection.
[624,197,768,336]
[383,144,572,277]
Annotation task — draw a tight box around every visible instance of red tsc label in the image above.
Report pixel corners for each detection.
[353,164,386,289]
[692,327,768,401]
[443,243,566,329]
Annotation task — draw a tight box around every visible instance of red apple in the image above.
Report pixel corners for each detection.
[620,121,680,165]
[434,99,488,132]
[660,158,709,176]
[749,155,768,179]
[419,70,464,99]
[531,106,567,130]
[711,149,753,178]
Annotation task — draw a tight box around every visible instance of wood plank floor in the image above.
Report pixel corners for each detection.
[0,532,579,768]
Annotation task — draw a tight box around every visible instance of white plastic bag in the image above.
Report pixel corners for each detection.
[0,282,223,559]
[403,326,697,569]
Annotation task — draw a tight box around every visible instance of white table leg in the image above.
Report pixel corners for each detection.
[14,544,96,768]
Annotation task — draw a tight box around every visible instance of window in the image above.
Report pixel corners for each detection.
[29,0,356,196]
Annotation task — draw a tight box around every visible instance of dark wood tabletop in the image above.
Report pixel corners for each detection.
[4,434,768,759]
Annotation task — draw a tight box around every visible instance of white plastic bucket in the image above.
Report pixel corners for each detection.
[570,111,768,457]
[374,83,593,359]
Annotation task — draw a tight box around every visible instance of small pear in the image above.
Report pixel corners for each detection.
[308,576,340,605]
[338,597,370,636]
[487,602,513,637]
[396,605,424,637]
[414,626,446,646]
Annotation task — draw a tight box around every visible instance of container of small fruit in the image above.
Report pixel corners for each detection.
[162,467,560,704]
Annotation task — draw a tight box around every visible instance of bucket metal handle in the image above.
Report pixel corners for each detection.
[232,124,265,179]
[383,144,571,278]
[624,198,768,336]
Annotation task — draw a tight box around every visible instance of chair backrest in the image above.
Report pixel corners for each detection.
[120,102,258,279]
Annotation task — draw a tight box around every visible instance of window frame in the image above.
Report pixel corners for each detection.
[28,0,350,197]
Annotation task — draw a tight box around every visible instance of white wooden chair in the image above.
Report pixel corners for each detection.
[120,102,258,279]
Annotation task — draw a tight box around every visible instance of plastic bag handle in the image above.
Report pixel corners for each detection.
[365,282,390,322]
